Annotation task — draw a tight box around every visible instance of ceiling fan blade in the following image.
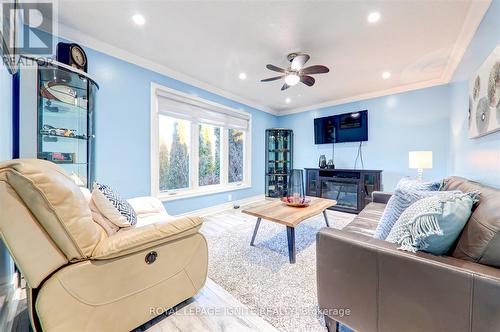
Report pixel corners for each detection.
[300,75,315,87]
[291,54,310,70]
[266,64,286,73]
[261,75,285,82]
[301,65,330,75]
[281,83,290,91]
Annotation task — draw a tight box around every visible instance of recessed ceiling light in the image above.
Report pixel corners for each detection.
[132,14,146,26]
[285,98,291,103]
[367,12,381,23]
[239,72,247,80]
[382,71,391,79]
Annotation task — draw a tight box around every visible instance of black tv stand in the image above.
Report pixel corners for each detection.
[305,168,382,214]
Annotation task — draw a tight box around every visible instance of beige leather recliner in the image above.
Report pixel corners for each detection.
[0,159,208,332]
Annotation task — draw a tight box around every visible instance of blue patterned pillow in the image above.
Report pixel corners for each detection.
[396,177,441,192]
[386,191,479,254]
[94,183,137,226]
[373,178,441,240]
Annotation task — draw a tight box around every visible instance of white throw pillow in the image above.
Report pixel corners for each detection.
[91,186,132,227]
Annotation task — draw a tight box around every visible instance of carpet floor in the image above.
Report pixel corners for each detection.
[203,205,355,332]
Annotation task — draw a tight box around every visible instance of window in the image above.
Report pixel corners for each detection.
[152,84,251,200]
[158,116,191,191]
[228,129,244,183]
[198,124,221,186]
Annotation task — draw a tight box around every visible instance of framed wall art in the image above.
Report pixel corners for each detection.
[469,45,500,138]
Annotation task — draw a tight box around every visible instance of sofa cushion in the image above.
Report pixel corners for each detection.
[343,202,385,237]
[444,177,500,267]
[386,192,479,254]
[373,178,441,240]
[0,159,103,261]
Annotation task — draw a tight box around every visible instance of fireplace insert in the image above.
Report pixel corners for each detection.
[305,168,382,213]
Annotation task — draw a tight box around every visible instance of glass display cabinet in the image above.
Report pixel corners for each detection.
[16,57,99,189]
[265,128,293,197]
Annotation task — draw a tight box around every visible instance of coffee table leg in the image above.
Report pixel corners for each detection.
[286,226,296,264]
[250,217,261,246]
[323,210,330,227]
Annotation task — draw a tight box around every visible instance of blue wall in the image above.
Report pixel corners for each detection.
[277,85,452,190]
[448,0,500,187]
[32,0,500,218]
[58,38,278,215]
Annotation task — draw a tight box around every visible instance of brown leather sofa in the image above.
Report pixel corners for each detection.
[0,159,208,331]
[317,176,500,332]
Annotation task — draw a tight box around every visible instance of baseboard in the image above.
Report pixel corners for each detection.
[175,194,266,217]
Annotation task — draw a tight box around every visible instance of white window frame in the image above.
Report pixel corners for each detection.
[151,83,252,201]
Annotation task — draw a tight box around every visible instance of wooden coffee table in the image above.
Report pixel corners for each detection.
[242,197,337,263]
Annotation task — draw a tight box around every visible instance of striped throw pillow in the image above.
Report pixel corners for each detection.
[373,178,441,240]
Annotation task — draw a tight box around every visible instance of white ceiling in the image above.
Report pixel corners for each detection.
[48,0,490,115]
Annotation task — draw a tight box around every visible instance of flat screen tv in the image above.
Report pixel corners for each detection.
[314,110,368,144]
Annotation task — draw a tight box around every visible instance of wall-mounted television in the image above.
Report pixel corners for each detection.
[314,110,368,144]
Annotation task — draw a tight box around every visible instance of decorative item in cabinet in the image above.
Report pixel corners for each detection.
[15,56,99,189]
[265,128,293,197]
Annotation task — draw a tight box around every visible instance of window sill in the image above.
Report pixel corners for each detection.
[157,183,252,202]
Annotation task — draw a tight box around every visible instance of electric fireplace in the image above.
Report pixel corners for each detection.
[305,168,382,214]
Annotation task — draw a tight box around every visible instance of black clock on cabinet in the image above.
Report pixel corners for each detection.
[56,42,88,72]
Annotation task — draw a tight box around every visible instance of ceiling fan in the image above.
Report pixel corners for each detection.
[261,53,330,91]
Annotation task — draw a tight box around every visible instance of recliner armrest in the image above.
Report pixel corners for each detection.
[91,216,203,260]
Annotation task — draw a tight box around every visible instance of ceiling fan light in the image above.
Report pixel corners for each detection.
[285,74,300,86]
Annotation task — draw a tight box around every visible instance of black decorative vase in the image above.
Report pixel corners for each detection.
[318,155,327,168]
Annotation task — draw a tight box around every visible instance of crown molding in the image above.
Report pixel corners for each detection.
[53,22,278,116]
[277,78,445,116]
[440,0,491,82]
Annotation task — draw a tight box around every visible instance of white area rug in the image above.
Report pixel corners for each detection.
[203,206,355,332]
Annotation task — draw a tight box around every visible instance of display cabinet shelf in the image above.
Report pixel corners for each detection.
[38,67,90,91]
[16,56,99,189]
[40,97,87,113]
[265,129,293,198]
[40,134,89,140]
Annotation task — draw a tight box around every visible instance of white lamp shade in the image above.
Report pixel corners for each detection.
[409,151,433,169]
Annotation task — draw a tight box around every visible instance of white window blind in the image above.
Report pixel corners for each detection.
[157,91,250,131]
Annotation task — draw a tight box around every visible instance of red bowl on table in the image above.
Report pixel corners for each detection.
[280,196,311,207]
